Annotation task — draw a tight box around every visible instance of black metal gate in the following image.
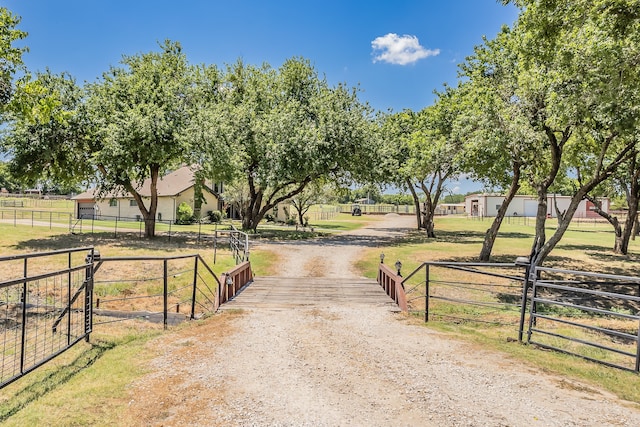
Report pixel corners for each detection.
[0,247,95,389]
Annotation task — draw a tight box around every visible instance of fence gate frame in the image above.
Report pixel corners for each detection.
[0,247,96,390]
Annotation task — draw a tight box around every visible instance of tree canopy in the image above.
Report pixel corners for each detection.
[186,57,377,231]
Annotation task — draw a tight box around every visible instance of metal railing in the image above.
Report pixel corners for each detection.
[0,209,73,229]
[213,224,249,265]
[396,258,640,372]
[338,204,416,215]
[0,247,95,389]
[528,267,640,372]
[398,261,529,330]
[93,254,221,329]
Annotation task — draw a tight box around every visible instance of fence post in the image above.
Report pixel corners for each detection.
[67,252,72,345]
[636,318,640,372]
[425,264,430,322]
[516,257,531,343]
[50,211,52,229]
[526,271,539,344]
[191,256,198,320]
[213,223,218,264]
[114,216,118,238]
[163,259,168,330]
[20,258,28,374]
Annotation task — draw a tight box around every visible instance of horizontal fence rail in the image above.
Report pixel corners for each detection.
[0,247,95,389]
[70,214,227,242]
[338,204,416,215]
[399,261,530,339]
[93,254,221,329]
[528,267,640,372]
[0,209,73,230]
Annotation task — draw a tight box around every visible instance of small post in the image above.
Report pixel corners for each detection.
[425,264,430,323]
[213,223,218,264]
[191,256,198,319]
[163,259,168,330]
[515,256,531,342]
[226,274,233,301]
[636,317,640,372]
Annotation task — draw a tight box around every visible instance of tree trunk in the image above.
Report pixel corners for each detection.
[145,166,159,238]
[423,196,436,238]
[619,193,639,254]
[585,193,623,253]
[530,187,548,262]
[406,179,422,230]
[479,164,521,261]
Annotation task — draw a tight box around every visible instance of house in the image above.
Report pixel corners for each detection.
[465,193,609,218]
[72,166,224,222]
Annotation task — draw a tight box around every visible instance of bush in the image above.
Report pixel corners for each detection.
[207,210,223,223]
[176,202,194,224]
[285,218,297,226]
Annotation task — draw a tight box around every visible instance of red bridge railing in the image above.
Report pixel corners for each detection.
[377,263,408,311]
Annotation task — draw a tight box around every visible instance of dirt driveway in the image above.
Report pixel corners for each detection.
[126,214,640,426]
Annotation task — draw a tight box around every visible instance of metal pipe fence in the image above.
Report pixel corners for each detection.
[400,261,529,331]
[398,259,640,371]
[338,204,416,215]
[93,254,221,329]
[528,267,640,372]
[0,247,95,389]
[0,209,73,229]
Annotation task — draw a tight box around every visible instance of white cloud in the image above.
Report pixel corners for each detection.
[371,33,440,65]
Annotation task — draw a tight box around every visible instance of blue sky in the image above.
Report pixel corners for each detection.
[4,0,518,113]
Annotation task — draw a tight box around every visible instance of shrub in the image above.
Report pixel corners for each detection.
[176,202,194,224]
[207,210,223,223]
[285,218,297,226]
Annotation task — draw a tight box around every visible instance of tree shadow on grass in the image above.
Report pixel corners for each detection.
[395,229,533,247]
[0,340,116,422]
[11,232,212,253]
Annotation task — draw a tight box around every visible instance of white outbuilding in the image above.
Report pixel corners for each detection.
[465,193,609,218]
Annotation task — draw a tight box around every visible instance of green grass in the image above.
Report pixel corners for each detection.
[0,330,160,426]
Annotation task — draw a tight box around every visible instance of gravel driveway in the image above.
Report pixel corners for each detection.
[126,214,640,426]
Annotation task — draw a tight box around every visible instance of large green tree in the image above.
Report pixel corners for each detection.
[187,57,376,231]
[505,0,640,266]
[382,88,464,237]
[3,41,195,238]
[0,6,27,113]
[1,70,93,188]
[86,40,194,237]
[458,27,541,260]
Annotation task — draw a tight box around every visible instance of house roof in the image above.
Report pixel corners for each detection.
[72,166,212,200]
